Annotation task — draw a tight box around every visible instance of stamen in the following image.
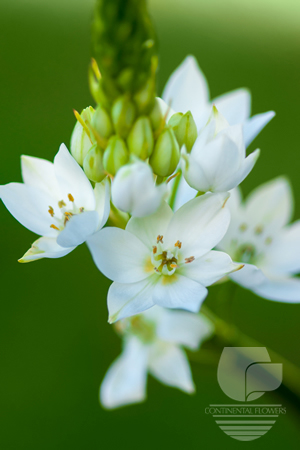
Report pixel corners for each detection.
[68,193,74,202]
[239,223,247,232]
[255,225,264,235]
[48,206,54,217]
[79,207,84,213]
[58,200,66,208]
[170,263,178,268]
[64,212,73,217]
[152,246,157,254]
[154,267,160,273]
[174,240,182,249]
[185,256,195,264]
[50,224,60,230]
[157,235,163,243]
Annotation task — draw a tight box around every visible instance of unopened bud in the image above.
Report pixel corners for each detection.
[91,106,113,145]
[134,78,156,114]
[127,117,154,160]
[83,144,106,183]
[103,136,129,176]
[149,127,180,177]
[169,111,198,153]
[149,98,164,131]
[111,96,136,138]
[70,106,94,166]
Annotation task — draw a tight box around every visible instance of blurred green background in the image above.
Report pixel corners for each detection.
[1,0,300,448]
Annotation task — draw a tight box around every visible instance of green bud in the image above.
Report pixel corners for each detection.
[149,127,180,177]
[169,111,198,153]
[149,98,164,131]
[91,106,114,145]
[103,136,129,176]
[134,78,156,114]
[127,117,154,160]
[83,144,106,183]
[111,96,136,138]
[70,106,94,166]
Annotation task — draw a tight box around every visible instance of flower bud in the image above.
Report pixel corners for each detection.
[133,78,156,114]
[103,136,129,176]
[168,111,198,153]
[127,117,154,160]
[83,144,106,183]
[149,98,164,131]
[70,106,94,166]
[91,105,114,145]
[111,96,136,138]
[149,127,180,177]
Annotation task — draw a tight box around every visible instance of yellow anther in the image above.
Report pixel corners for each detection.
[68,193,74,202]
[50,224,60,231]
[64,212,73,217]
[152,246,157,254]
[174,240,182,249]
[48,206,54,217]
[255,225,264,235]
[170,263,178,269]
[185,256,195,264]
[157,235,163,243]
[58,200,66,208]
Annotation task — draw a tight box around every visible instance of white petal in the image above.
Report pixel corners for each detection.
[156,97,176,122]
[148,342,195,393]
[253,277,300,303]
[54,144,95,210]
[243,111,275,147]
[87,227,151,283]
[21,155,61,198]
[263,220,300,275]
[112,161,166,218]
[165,192,230,259]
[216,148,260,192]
[229,263,267,289]
[56,210,99,248]
[126,201,173,248]
[100,337,148,409]
[171,175,197,211]
[107,277,156,323]
[213,88,251,125]
[179,250,242,286]
[162,55,210,127]
[0,182,57,237]
[18,236,74,262]
[94,177,111,229]
[157,309,214,349]
[153,274,207,313]
[245,177,293,232]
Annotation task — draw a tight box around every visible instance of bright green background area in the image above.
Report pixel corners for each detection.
[1,1,300,448]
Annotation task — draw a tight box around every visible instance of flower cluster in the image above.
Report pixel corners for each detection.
[1,53,299,409]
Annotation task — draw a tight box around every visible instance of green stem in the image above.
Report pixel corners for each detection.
[200,305,300,399]
[108,202,129,229]
[168,170,182,209]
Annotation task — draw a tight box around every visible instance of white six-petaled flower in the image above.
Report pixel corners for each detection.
[218,177,300,302]
[88,193,243,322]
[181,106,260,194]
[162,55,275,148]
[0,144,110,261]
[100,306,214,409]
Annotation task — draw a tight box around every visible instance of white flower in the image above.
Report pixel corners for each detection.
[111,160,167,217]
[88,194,242,322]
[163,55,275,147]
[100,306,214,409]
[218,178,300,302]
[0,144,110,262]
[182,106,260,193]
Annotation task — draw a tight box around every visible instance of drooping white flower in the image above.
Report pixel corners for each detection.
[218,177,300,302]
[111,160,167,217]
[163,55,275,147]
[88,194,243,322]
[0,144,110,262]
[100,306,214,409]
[181,107,260,194]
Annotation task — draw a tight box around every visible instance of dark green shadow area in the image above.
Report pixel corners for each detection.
[1,1,300,449]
